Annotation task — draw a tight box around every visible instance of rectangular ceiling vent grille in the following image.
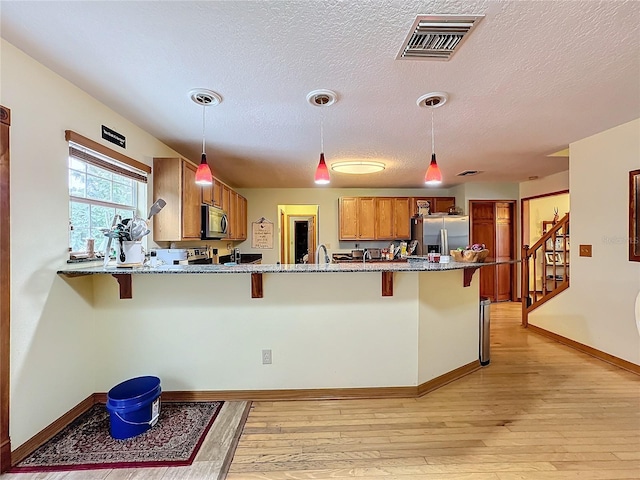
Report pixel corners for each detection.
[457,170,481,177]
[397,15,484,61]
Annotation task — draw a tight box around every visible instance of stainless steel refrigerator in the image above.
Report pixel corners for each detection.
[411,215,470,256]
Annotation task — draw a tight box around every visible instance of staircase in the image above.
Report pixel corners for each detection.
[521,213,570,326]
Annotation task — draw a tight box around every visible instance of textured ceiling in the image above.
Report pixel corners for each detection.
[1,1,639,188]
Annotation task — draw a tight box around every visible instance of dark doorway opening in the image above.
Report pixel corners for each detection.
[294,221,309,264]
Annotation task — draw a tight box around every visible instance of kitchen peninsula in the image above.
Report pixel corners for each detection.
[58,261,490,399]
[57,260,492,399]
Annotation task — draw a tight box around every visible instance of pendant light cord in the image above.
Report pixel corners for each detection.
[202,105,206,154]
[320,119,324,153]
[431,107,435,156]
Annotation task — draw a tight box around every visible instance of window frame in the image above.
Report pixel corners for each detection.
[66,131,149,257]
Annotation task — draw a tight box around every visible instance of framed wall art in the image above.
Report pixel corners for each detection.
[630,169,640,262]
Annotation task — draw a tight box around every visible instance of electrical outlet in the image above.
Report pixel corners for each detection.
[262,349,272,365]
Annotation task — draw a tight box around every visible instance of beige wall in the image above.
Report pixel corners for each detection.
[530,119,640,365]
[1,39,183,447]
[520,171,570,200]
[237,188,453,264]
[528,193,570,244]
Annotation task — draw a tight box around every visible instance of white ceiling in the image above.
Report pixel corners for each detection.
[1,1,639,189]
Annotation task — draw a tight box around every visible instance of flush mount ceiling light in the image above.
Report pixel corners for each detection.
[418,92,449,186]
[189,89,222,185]
[307,89,338,185]
[331,161,386,174]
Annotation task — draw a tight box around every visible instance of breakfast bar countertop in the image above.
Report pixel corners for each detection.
[57,258,516,275]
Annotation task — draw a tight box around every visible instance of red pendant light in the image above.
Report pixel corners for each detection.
[195,153,213,185]
[424,153,442,185]
[307,90,337,185]
[418,92,448,186]
[190,89,221,186]
[424,101,443,186]
[195,104,213,185]
[314,153,330,184]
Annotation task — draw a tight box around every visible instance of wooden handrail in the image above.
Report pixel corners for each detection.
[522,213,570,327]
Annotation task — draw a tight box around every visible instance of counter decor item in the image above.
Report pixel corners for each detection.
[451,244,489,263]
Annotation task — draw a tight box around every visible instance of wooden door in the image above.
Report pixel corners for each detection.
[496,203,513,301]
[339,197,358,240]
[471,202,497,301]
[0,106,11,472]
[394,197,411,239]
[471,200,515,302]
[181,161,201,239]
[358,197,376,239]
[375,198,394,240]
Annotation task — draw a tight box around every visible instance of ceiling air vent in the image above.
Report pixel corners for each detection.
[397,15,484,61]
[457,170,481,177]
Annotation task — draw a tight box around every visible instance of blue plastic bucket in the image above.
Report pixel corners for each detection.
[106,376,161,440]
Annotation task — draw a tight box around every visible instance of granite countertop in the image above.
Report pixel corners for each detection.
[57,258,517,275]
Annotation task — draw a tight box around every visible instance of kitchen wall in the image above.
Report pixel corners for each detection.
[236,185,520,264]
[529,118,640,365]
[1,39,183,448]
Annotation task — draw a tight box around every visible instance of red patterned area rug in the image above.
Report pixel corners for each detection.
[11,401,223,472]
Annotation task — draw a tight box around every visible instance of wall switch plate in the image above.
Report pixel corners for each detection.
[262,349,272,364]
[579,244,592,257]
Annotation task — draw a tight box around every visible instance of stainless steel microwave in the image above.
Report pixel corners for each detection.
[201,205,228,239]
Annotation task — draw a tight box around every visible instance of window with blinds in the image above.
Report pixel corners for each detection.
[67,140,148,255]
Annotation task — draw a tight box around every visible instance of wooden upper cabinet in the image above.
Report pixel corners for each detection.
[433,197,456,213]
[153,157,202,241]
[410,196,456,215]
[339,197,359,240]
[181,161,201,239]
[237,195,247,240]
[222,185,233,239]
[393,197,411,240]
[153,157,249,242]
[358,197,376,240]
[410,197,431,217]
[340,196,452,241]
[339,197,376,240]
[201,182,213,205]
[375,198,394,240]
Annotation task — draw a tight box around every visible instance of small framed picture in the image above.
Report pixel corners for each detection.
[545,252,561,264]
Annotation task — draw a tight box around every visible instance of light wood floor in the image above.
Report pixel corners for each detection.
[227,302,640,480]
[0,401,249,480]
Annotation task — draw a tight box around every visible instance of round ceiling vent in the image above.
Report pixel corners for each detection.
[189,89,222,106]
[417,92,449,108]
[306,89,338,107]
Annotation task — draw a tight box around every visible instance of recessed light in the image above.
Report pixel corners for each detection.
[331,161,386,174]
